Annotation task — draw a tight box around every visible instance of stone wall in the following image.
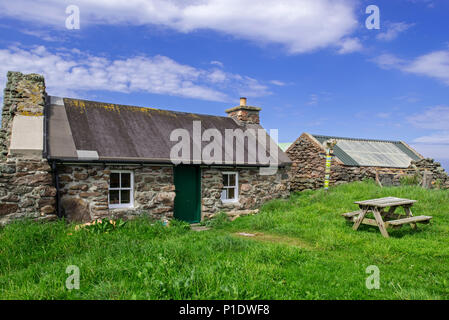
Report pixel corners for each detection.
[201,166,290,218]
[56,164,290,222]
[0,72,57,225]
[408,158,449,189]
[57,164,175,222]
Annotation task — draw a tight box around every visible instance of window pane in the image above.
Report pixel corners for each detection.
[228,187,235,199]
[222,174,229,187]
[121,190,130,204]
[109,190,120,204]
[221,189,227,200]
[229,174,236,186]
[110,173,120,188]
[121,173,131,188]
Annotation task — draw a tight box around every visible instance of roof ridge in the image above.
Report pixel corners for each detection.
[310,133,402,144]
[60,96,231,120]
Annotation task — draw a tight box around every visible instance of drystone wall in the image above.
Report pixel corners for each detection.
[408,158,449,189]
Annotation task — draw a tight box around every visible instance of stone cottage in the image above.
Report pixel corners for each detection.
[286,132,449,191]
[0,71,291,225]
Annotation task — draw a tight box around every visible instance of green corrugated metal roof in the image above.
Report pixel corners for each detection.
[312,134,422,168]
[278,142,292,152]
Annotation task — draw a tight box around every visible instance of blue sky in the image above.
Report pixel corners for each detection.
[0,0,448,170]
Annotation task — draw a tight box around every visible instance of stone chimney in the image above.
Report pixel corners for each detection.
[1,71,46,159]
[225,97,262,125]
[0,71,57,224]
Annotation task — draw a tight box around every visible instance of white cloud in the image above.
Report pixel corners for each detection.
[403,50,449,85]
[305,92,332,106]
[372,50,449,85]
[413,132,449,144]
[270,80,286,86]
[0,0,360,54]
[408,106,449,161]
[337,37,363,54]
[376,22,414,41]
[19,29,61,42]
[411,143,449,162]
[407,106,449,130]
[0,45,270,102]
[306,94,319,106]
[210,61,224,68]
[371,53,406,69]
[395,93,420,103]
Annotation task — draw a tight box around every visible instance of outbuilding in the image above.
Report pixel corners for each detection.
[285,132,448,191]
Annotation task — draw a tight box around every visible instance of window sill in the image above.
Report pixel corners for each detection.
[109,205,134,210]
[221,199,239,205]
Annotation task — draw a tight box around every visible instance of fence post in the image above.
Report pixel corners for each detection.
[422,171,433,189]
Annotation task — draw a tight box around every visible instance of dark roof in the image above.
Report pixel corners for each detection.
[312,134,422,168]
[46,97,291,167]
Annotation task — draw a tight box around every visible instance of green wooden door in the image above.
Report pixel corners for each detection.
[174,165,201,223]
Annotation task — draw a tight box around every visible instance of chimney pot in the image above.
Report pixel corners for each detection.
[225,97,261,125]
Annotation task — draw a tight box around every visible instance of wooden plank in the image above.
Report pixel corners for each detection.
[383,213,406,220]
[341,210,362,218]
[355,197,399,205]
[354,197,416,208]
[388,216,433,226]
[352,207,368,231]
[372,207,389,238]
[404,206,417,229]
[360,218,378,227]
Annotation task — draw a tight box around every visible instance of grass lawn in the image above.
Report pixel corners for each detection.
[1,181,448,299]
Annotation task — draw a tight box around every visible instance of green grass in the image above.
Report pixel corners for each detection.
[1,180,448,299]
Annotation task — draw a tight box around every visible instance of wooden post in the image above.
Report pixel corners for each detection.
[372,207,390,238]
[422,171,433,189]
[375,171,383,188]
[353,206,368,231]
[404,205,417,229]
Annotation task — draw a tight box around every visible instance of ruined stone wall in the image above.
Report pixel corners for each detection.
[0,72,57,225]
[408,158,449,189]
[57,164,175,222]
[201,166,290,218]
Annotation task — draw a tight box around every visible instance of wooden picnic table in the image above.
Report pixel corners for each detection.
[342,197,432,238]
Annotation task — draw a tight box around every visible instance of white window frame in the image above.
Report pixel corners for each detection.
[221,171,239,203]
[108,170,134,209]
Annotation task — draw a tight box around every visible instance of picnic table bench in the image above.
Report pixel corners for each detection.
[342,197,432,238]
